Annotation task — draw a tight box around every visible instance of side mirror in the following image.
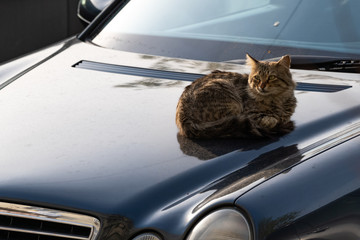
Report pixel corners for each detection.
[77,0,115,24]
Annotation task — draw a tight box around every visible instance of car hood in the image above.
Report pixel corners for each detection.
[1,38,360,233]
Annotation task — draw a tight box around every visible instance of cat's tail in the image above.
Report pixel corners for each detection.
[257,120,295,138]
[179,115,263,139]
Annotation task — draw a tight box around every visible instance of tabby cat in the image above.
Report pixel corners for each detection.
[175,54,297,138]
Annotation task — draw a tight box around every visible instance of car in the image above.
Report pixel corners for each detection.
[0,0,360,240]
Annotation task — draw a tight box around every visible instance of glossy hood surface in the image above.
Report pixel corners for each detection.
[0,38,360,230]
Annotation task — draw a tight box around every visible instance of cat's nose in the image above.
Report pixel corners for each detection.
[260,82,266,89]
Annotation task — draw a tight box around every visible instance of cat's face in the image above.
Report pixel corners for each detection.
[247,54,295,96]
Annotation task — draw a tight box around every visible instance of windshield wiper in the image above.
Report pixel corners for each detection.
[227,55,360,73]
[281,55,360,73]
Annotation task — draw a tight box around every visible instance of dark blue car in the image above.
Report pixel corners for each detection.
[0,0,360,239]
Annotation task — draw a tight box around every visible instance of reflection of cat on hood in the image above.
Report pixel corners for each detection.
[176,133,277,161]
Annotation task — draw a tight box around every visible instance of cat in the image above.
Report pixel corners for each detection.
[175,54,297,139]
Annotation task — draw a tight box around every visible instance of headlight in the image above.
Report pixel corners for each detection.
[132,232,162,240]
[186,208,252,240]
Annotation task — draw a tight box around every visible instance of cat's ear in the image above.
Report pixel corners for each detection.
[277,55,291,68]
[246,53,259,67]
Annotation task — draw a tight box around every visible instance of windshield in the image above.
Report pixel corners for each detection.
[92,0,360,64]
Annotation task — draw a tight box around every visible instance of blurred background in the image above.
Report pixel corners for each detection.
[0,0,85,64]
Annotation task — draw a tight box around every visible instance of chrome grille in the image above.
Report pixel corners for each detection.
[0,202,100,240]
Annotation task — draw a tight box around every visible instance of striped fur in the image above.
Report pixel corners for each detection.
[176,55,297,138]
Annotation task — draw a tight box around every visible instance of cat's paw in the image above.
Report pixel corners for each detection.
[259,116,278,129]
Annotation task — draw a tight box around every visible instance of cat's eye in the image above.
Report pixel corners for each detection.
[268,75,277,81]
[253,75,260,83]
